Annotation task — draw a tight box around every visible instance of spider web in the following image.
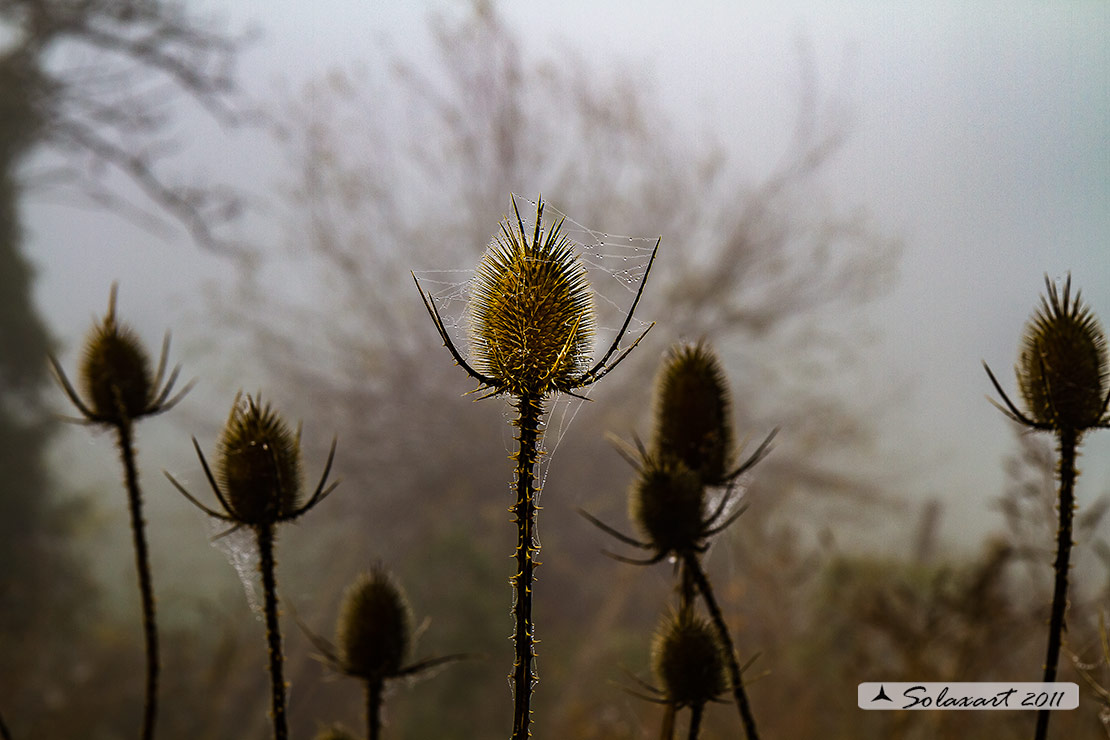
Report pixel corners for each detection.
[413,194,659,506]
[205,517,264,619]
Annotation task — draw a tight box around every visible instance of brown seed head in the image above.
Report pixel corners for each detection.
[79,287,153,423]
[217,394,303,525]
[652,609,728,708]
[1018,275,1108,431]
[337,567,413,681]
[653,341,733,484]
[630,454,705,555]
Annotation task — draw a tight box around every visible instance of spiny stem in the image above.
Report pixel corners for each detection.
[257,525,288,740]
[683,553,760,740]
[660,562,699,740]
[686,704,704,740]
[367,678,383,740]
[1034,427,1079,740]
[114,417,159,740]
[510,393,544,740]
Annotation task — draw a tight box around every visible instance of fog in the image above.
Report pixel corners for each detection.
[10,1,1110,737]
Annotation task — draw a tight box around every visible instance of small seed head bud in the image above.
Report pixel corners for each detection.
[79,290,153,423]
[630,454,705,555]
[1018,276,1108,431]
[337,567,412,681]
[217,394,303,525]
[653,341,733,484]
[652,609,728,708]
[470,198,594,396]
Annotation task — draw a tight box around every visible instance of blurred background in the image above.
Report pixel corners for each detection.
[3,1,1109,737]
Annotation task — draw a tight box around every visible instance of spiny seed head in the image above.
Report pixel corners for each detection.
[79,287,153,422]
[470,197,594,396]
[1018,275,1108,431]
[337,566,412,681]
[652,609,728,708]
[630,454,705,555]
[653,341,733,484]
[217,393,303,525]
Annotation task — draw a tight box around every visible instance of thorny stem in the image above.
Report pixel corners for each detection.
[1034,428,1079,740]
[257,525,289,740]
[687,704,705,740]
[115,417,159,740]
[510,393,543,740]
[660,562,699,740]
[683,553,760,740]
[367,678,384,740]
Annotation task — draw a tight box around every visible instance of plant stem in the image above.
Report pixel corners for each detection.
[1034,427,1079,740]
[686,704,704,740]
[0,708,11,740]
[115,418,159,740]
[510,393,544,740]
[683,553,760,740]
[257,525,288,740]
[366,678,383,740]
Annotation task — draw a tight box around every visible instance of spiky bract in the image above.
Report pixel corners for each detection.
[652,610,728,708]
[217,394,303,525]
[630,454,706,555]
[337,568,413,681]
[653,342,733,484]
[470,199,595,397]
[1018,276,1109,431]
[79,305,154,423]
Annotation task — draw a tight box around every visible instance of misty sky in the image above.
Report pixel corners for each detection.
[24,1,1110,557]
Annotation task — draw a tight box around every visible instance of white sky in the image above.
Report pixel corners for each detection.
[24,1,1110,556]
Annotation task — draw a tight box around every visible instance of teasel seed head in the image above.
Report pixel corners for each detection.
[1017,275,1109,431]
[337,566,413,681]
[217,393,303,525]
[652,609,728,708]
[469,197,595,397]
[630,454,706,556]
[653,341,733,485]
[79,286,154,423]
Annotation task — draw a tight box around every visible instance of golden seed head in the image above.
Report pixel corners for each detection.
[652,341,733,484]
[470,197,594,396]
[337,567,412,681]
[1017,275,1108,430]
[216,393,303,525]
[79,288,153,422]
[651,609,728,708]
[630,454,705,554]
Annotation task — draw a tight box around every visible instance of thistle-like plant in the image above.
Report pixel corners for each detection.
[165,393,338,740]
[581,341,774,740]
[302,567,464,740]
[49,283,191,740]
[413,195,658,739]
[628,609,729,740]
[984,274,1109,740]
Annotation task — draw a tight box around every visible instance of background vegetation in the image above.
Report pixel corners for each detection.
[2,1,1109,738]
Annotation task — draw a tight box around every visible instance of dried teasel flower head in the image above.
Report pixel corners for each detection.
[78,284,155,423]
[337,566,413,681]
[1017,274,1109,431]
[652,609,728,708]
[630,454,706,556]
[653,341,733,485]
[469,196,595,397]
[217,393,304,525]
